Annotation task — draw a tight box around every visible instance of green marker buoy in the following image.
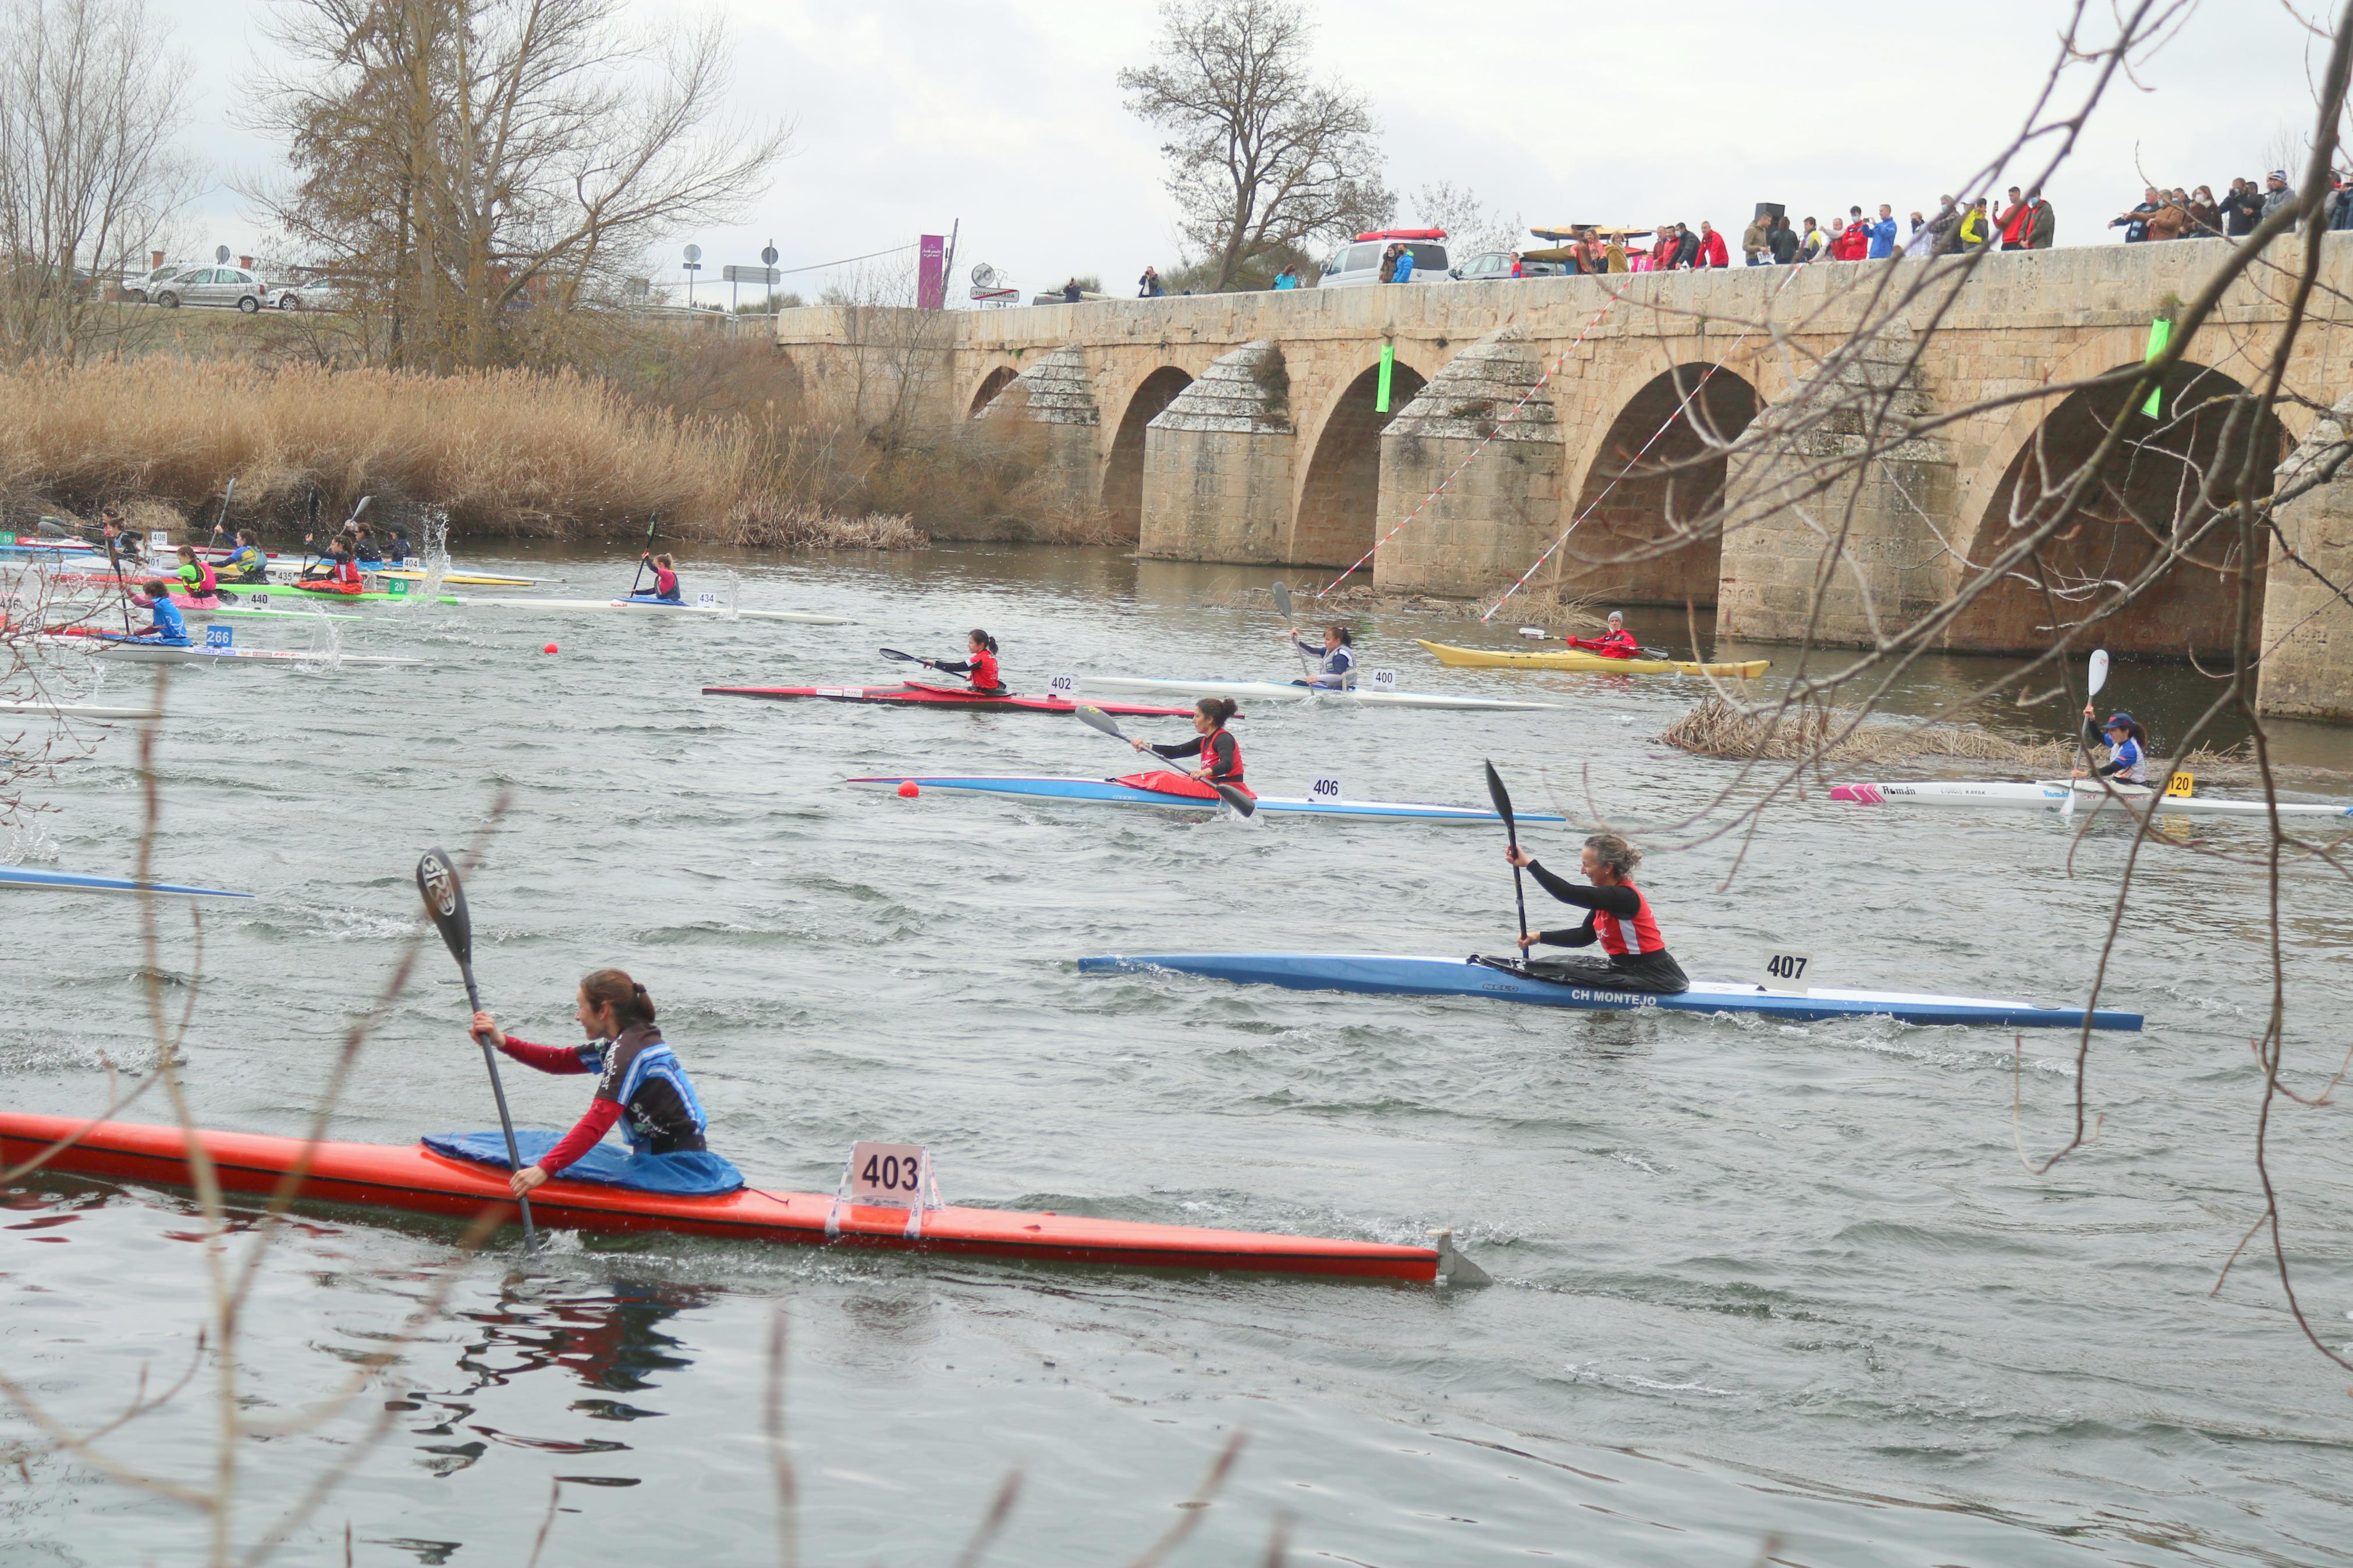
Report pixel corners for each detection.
[1376,340,1395,414]
[2142,314,2171,419]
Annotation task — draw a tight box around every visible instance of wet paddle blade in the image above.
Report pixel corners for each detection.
[879,647,923,664]
[1484,759,1517,835]
[415,849,474,977]
[1075,704,1128,744]
[1214,782,1257,819]
[1273,581,1296,626]
[2087,649,2110,703]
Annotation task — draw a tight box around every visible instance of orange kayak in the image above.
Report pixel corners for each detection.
[0,1115,1467,1283]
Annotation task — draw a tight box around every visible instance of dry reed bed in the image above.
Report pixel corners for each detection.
[1660,696,2260,783]
[0,358,919,547]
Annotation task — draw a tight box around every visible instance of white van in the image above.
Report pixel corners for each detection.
[1319,230,1451,289]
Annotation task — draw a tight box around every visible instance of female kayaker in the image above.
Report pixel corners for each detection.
[218,530,268,584]
[111,579,191,645]
[469,968,727,1198]
[172,546,221,608]
[2074,709,2153,788]
[1128,696,1250,794]
[1283,624,1355,688]
[922,630,1004,694]
[1503,833,1688,994]
[298,539,364,595]
[1565,611,1639,659]
[385,526,413,567]
[629,552,683,603]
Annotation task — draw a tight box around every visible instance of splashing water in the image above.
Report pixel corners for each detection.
[417,509,452,602]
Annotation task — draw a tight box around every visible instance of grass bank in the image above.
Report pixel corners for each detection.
[0,357,921,549]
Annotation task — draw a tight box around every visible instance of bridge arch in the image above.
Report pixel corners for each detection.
[1947,359,2285,659]
[1293,356,1428,567]
[967,365,1018,416]
[1561,361,1760,606]
[1101,365,1194,541]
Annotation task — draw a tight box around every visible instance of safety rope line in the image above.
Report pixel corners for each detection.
[1315,279,1636,598]
[1479,264,1808,623]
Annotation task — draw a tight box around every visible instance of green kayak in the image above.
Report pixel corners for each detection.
[218,584,459,608]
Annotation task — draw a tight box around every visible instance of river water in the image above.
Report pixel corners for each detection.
[5,543,2351,1567]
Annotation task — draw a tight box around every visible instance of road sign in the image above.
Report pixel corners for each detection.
[723,265,781,285]
[761,243,779,266]
[683,243,702,263]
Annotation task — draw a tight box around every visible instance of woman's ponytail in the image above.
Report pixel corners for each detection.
[581,967,656,1026]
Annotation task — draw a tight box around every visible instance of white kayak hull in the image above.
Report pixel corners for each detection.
[449,596,850,625]
[42,636,424,668]
[0,701,165,719]
[846,774,1569,823]
[1078,675,1553,712]
[1830,779,2352,818]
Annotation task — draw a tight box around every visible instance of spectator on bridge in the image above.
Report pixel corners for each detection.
[2220,178,2259,236]
[1997,187,2029,248]
[1647,226,1677,269]
[1901,211,1935,257]
[2331,175,2353,230]
[1957,196,1996,250]
[2109,186,2160,242]
[1138,266,1165,297]
[1741,212,1769,265]
[2184,186,2222,237]
[1060,278,1083,303]
[1695,221,1729,268]
[1797,216,1825,261]
[2021,189,2056,248]
[1768,215,1800,265]
[1926,194,1963,253]
[1272,266,1300,289]
[1674,223,1703,268]
[1864,204,1898,259]
[1830,217,1869,261]
[1391,243,1417,283]
[2145,191,2189,241]
[2261,170,2295,221]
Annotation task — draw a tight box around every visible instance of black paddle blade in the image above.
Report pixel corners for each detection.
[878,646,921,664]
[1075,704,1127,743]
[1484,760,1517,832]
[1213,782,1257,818]
[416,849,472,969]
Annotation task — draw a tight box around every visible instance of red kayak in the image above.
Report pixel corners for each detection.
[0,1115,1465,1282]
[702,680,1202,718]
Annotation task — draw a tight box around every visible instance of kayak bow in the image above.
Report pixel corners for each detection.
[0,1115,1472,1283]
[1078,676,1554,713]
[704,682,1200,717]
[1830,779,2353,818]
[1416,641,1770,678]
[1080,952,2143,1030]
[850,774,1566,824]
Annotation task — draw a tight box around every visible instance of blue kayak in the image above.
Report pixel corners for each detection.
[1078,953,2143,1030]
[1,865,251,898]
[848,775,1565,824]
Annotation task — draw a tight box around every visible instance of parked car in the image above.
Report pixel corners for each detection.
[275,276,352,311]
[122,262,197,303]
[151,265,272,312]
[1319,229,1451,288]
[1449,251,1567,282]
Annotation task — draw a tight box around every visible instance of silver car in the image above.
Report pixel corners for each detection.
[151,265,271,312]
[122,262,196,303]
[275,276,352,311]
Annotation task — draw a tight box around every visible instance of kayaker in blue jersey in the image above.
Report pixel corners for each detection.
[112,580,191,645]
[2074,709,2153,788]
[1126,696,1251,796]
[1503,833,1688,994]
[627,552,683,603]
[218,530,268,584]
[469,967,730,1197]
[1282,624,1355,688]
[921,630,1004,694]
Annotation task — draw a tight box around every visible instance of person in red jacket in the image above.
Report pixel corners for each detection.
[1695,221,1729,269]
[1566,610,1639,659]
[1649,226,1680,270]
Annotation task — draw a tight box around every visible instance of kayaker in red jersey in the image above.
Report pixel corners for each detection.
[1564,610,1638,659]
[920,630,1004,694]
[469,967,733,1197]
[298,539,364,595]
[1126,696,1251,795]
[627,552,683,604]
[1503,833,1688,994]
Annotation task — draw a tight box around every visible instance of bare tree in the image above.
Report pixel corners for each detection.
[1411,179,1521,260]
[1119,0,1392,293]
[0,0,198,362]
[245,0,790,369]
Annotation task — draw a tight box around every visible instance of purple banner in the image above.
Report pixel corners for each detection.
[917,234,946,310]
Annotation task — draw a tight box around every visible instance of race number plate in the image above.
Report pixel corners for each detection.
[385,578,407,596]
[1047,673,1078,705]
[204,625,233,649]
[846,1142,930,1207]
[2166,771,2195,798]
[1368,667,1399,691]
[1308,774,1344,804]
[696,592,721,607]
[1762,951,1813,985]
[148,530,172,553]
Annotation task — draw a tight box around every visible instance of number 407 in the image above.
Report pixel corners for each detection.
[1765,954,1809,981]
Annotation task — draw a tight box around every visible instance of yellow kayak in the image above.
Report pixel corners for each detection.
[1416,640,1771,678]
[375,568,548,588]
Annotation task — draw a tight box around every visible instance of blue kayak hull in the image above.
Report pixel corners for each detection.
[0,865,250,898]
[847,775,1563,823]
[1078,953,2142,1030]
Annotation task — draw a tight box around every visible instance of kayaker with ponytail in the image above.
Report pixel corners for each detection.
[627,552,684,605]
[172,545,221,609]
[1282,623,1355,689]
[109,579,190,646]
[2074,709,2153,788]
[467,967,737,1198]
[297,538,364,595]
[1503,833,1688,994]
[922,630,1004,695]
[218,530,268,584]
[1126,696,1251,797]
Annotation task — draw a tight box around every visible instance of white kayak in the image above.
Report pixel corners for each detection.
[448,596,851,625]
[1078,676,1554,712]
[1830,778,2353,818]
[847,774,1570,824]
[0,701,166,719]
[42,636,424,669]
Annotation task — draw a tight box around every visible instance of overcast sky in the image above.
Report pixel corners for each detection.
[154,0,2331,298]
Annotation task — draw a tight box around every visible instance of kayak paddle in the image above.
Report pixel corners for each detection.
[1485,760,1530,949]
[1273,580,1315,682]
[212,476,237,546]
[102,531,132,636]
[1075,704,1256,817]
[415,848,539,1249]
[879,646,939,670]
[625,513,659,596]
[2066,649,2111,821]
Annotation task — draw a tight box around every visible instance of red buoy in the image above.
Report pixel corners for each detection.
[542,642,558,654]
[896,780,920,798]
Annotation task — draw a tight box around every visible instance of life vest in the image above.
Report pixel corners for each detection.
[178,559,218,596]
[652,567,680,602]
[2109,736,2147,784]
[1199,727,1243,784]
[1593,884,1666,957]
[1574,628,1639,659]
[303,557,363,594]
[221,546,266,581]
[967,648,1000,690]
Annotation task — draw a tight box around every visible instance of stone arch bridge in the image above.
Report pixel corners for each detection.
[774,241,2353,721]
